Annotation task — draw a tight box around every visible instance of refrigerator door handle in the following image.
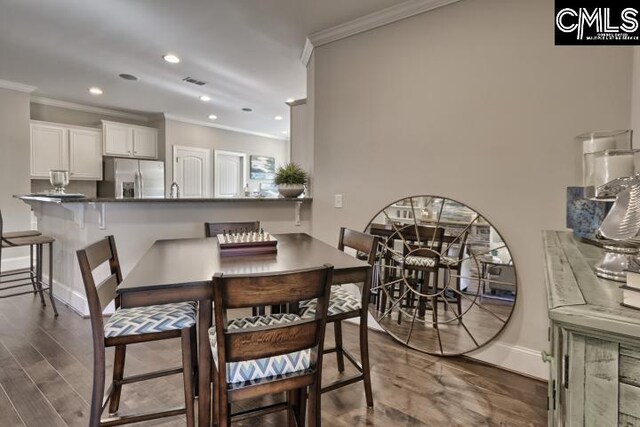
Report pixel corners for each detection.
[134,171,140,198]
[139,170,144,198]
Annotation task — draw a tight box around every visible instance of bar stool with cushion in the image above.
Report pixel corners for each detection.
[77,235,197,427]
[0,210,57,314]
[210,265,333,427]
[298,228,379,410]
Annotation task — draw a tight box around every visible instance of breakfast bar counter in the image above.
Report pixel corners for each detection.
[17,195,312,315]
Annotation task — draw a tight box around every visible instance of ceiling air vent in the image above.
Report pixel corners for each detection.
[182,77,207,86]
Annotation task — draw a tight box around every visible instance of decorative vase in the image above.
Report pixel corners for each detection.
[277,184,304,198]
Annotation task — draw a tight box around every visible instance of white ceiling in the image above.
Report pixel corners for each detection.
[0,0,406,139]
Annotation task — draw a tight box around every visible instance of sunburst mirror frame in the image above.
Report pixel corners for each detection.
[365,195,518,356]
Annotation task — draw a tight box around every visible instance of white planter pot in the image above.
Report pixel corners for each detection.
[277,184,305,198]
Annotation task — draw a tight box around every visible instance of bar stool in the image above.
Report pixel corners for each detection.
[0,210,57,315]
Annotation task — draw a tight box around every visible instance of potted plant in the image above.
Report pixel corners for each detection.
[274,162,308,198]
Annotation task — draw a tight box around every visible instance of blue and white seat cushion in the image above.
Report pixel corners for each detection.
[209,313,311,384]
[104,302,197,338]
[299,285,361,318]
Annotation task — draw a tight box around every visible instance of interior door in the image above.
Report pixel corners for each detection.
[173,145,211,198]
[215,151,245,197]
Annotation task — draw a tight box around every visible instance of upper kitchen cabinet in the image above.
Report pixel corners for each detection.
[30,121,102,180]
[30,122,68,177]
[102,120,157,159]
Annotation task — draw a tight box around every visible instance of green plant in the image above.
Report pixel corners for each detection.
[274,162,309,185]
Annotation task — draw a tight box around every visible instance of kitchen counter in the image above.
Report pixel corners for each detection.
[17,195,311,203]
[17,195,311,315]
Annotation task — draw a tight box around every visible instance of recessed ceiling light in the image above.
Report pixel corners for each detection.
[119,73,138,81]
[242,108,253,112]
[199,95,211,102]
[274,116,283,121]
[89,87,103,95]
[163,54,180,64]
[208,114,217,120]
[286,98,295,103]
[281,131,288,135]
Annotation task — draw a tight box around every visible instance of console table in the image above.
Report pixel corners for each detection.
[544,231,640,426]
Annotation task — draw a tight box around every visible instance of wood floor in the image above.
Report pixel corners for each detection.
[0,295,547,427]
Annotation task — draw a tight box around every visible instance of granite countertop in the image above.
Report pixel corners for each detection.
[16,195,312,203]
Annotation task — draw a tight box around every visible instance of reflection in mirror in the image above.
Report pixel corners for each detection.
[366,196,517,356]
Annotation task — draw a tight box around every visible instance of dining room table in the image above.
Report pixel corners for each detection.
[116,232,372,427]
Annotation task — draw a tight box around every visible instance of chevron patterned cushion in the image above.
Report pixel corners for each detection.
[104,302,197,338]
[392,253,437,267]
[299,285,361,318]
[209,313,311,384]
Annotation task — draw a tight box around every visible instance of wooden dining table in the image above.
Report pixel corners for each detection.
[117,232,372,427]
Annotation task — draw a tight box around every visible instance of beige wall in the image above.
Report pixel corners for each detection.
[310,0,632,374]
[164,119,290,192]
[30,103,151,128]
[0,87,31,261]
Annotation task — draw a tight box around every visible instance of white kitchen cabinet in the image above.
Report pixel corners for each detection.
[132,127,157,158]
[31,121,102,180]
[30,122,68,178]
[102,121,133,157]
[102,120,157,159]
[69,128,102,180]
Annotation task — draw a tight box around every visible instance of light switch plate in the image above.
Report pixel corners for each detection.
[334,194,343,208]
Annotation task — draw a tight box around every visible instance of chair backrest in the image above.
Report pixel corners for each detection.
[204,221,260,237]
[76,236,123,339]
[338,227,379,266]
[401,225,445,253]
[212,265,333,380]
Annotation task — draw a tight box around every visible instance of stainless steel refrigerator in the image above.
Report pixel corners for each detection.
[98,158,165,199]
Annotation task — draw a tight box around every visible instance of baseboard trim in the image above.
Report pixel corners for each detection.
[466,341,547,380]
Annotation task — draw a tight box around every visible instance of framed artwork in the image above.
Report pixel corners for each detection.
[250,155,275,180]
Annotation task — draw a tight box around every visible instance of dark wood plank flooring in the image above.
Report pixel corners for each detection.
[0,296,547,426]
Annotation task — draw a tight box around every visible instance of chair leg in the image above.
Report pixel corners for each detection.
[108,345,126,415]
[36,244,46,307]
[308,381,320,427]
[48,242,58,316]
[333,321,345,373]
[287,390,297,427]
[359,312,374,408]
[298,387,307,427]
[89,347,106,427]
[29,244,37,292]
[189,326,198,396]
[180,329,195,427]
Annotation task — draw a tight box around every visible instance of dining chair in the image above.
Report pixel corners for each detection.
[299,228,379,409]
[393,225,445,325]
[76,235,197,427]
[210,264,333,427]
[439,231,469,317]
[204,220,260,237]
[0,209,57,314]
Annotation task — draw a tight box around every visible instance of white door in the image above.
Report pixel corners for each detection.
[173,145,211,198]
[69,128,102,180]
[30,122,68,178]
[215,151,246,197]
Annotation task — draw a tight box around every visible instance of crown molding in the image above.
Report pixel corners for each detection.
[301,0,464,66]
[286,98,307,107]
[0,78,36,93]
[163,114,288,142]
[30,96,150,122]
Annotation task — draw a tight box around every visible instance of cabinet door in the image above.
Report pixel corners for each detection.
[69,128,102,180]
[103,123,133,156]
[132,127,157,158]
[31,123,68,178]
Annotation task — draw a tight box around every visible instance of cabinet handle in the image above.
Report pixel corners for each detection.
[541,350,553,363]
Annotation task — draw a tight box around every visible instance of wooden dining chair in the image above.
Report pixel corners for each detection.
[210,265,333,427]
[77,235,197,427]
[299,228,378,409]
[0,209,57,314]
[204,221,260,237]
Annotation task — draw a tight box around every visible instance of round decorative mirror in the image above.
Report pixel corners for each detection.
[365,195,517,356]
